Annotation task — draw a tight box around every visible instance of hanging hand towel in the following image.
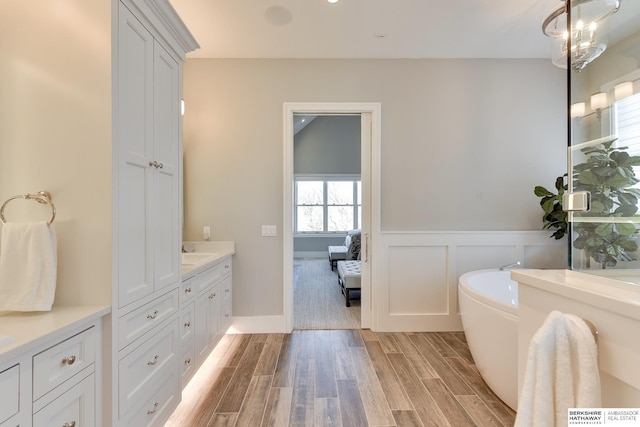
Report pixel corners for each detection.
[0,222,57,311]
[515,310,600,427]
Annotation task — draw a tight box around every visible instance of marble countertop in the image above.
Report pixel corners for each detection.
[0,304,111,362]
[181,240,235,276]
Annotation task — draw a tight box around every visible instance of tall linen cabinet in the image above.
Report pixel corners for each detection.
[111,0,197,425]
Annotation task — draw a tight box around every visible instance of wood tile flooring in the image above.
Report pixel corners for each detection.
[165,330,516,427]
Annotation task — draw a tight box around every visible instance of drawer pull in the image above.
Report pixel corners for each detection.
[63,422,77,427]
[225,289,230,293]
[184,287,192,294]
[184,321,191,328]
[61,355,76,365]
[147,355,159,366]
[147,401,159,415]
[185,358,191,365]
[225,264,229,269]
[209,292,216,299]
[147,310,159,320]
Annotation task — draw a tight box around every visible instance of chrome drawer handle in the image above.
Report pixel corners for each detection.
[147,310,159,320]
[184,358,191,365]
[184,321,191,328]
[147,355,159,366]
[147,402,159,415]
[61,355,76,365]
[63,422,76,427]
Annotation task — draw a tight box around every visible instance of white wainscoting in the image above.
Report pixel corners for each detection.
[372,231,567,332]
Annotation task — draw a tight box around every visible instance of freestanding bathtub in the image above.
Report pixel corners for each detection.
[458,269,519,410]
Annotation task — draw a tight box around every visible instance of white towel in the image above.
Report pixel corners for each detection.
[515,310,601,427]
[0,222,57,311]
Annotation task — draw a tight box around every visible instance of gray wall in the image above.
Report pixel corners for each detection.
[294,115,361,254]
[181,58,567,317]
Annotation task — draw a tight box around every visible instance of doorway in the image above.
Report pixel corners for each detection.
[283,102,381,332]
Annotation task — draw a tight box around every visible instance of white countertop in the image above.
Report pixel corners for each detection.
[181,240,235,276]
[511,269,640,321]
[0,304,111,362]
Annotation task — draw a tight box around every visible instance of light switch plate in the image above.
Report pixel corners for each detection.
[261,225,277,237]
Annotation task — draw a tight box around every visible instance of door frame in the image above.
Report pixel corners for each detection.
[283,102,381,331]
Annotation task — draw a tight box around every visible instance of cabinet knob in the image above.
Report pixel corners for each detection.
[184,358,191,365]
[157,162,164,169]
[185,287,192,294]
[184,321,191,328]
[63,422,77,427]
[147,310,159,320]
[147,355,159,366]
[147,402,159,415]
[61,355,76,365]
[209,293,216,299]
[148,160,157,168]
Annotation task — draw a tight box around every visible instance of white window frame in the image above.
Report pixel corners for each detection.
[294,174,361,235]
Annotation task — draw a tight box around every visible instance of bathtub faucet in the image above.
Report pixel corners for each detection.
[498,261,521,271]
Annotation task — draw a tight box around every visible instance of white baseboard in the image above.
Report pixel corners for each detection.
[227,315,289,334]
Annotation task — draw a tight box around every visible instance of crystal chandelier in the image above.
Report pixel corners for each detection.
[542,0,621,71]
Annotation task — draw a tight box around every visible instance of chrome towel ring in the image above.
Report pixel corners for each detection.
[0,191,56,225]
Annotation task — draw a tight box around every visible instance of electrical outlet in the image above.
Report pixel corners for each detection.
[203,226,211,240]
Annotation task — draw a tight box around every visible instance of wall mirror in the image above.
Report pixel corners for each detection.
[565,0,640,280]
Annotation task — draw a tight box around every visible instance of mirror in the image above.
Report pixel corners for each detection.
[567,0,640,279]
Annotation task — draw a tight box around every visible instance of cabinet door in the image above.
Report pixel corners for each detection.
[195,285,219,365]
[117,3,154,307]
[33,372,95,427]
[152,41,181,292]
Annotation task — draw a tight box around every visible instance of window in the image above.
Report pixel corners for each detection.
[295,176,361,234]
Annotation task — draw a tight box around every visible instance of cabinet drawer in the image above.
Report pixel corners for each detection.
[181,301,194,342]
[33,327,96,400]
[33,371,95,427]
[118,289,179,350]
[122,369,179,427]
[0,364,19,424]
[118,317,179,418]
[196,264,223,294]
[181,276,196,304]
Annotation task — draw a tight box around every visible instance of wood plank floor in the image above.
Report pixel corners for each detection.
[165,330,516,427]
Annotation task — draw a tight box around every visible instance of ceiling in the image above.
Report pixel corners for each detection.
[168,0,562,59]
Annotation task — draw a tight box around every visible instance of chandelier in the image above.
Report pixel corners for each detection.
[542,0,621,71]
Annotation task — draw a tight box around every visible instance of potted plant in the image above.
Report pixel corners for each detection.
[535,138,640,268]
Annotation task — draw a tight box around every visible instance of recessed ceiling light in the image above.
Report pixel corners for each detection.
[327,0,339,3]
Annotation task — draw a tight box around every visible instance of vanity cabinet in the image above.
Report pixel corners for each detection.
[0,310,104,427]
[180,256,232,386]
[112,0,197,425]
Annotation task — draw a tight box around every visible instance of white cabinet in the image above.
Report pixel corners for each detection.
[112,1,197,425]
[0,312,103,427]
[116,2,181,309]
[181,256,232,386]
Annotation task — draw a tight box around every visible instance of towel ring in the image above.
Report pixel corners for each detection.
[0,192,56,226]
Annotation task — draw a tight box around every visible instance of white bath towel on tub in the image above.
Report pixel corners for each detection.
[515,310,600,427]
[0,222,57,311]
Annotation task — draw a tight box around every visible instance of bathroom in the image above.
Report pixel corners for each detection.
[1,0,639,425]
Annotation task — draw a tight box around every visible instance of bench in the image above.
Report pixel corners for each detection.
[337,260,361,307]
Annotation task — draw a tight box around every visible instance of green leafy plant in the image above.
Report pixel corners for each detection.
[534,175,568,240]
[535,139,640,268]
[572,139,640,268]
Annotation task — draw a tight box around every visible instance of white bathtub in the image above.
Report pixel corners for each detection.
[458,269,518,410]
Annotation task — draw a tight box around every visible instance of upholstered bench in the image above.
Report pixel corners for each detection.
[328,245,348,270]
[337,260,361,307]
